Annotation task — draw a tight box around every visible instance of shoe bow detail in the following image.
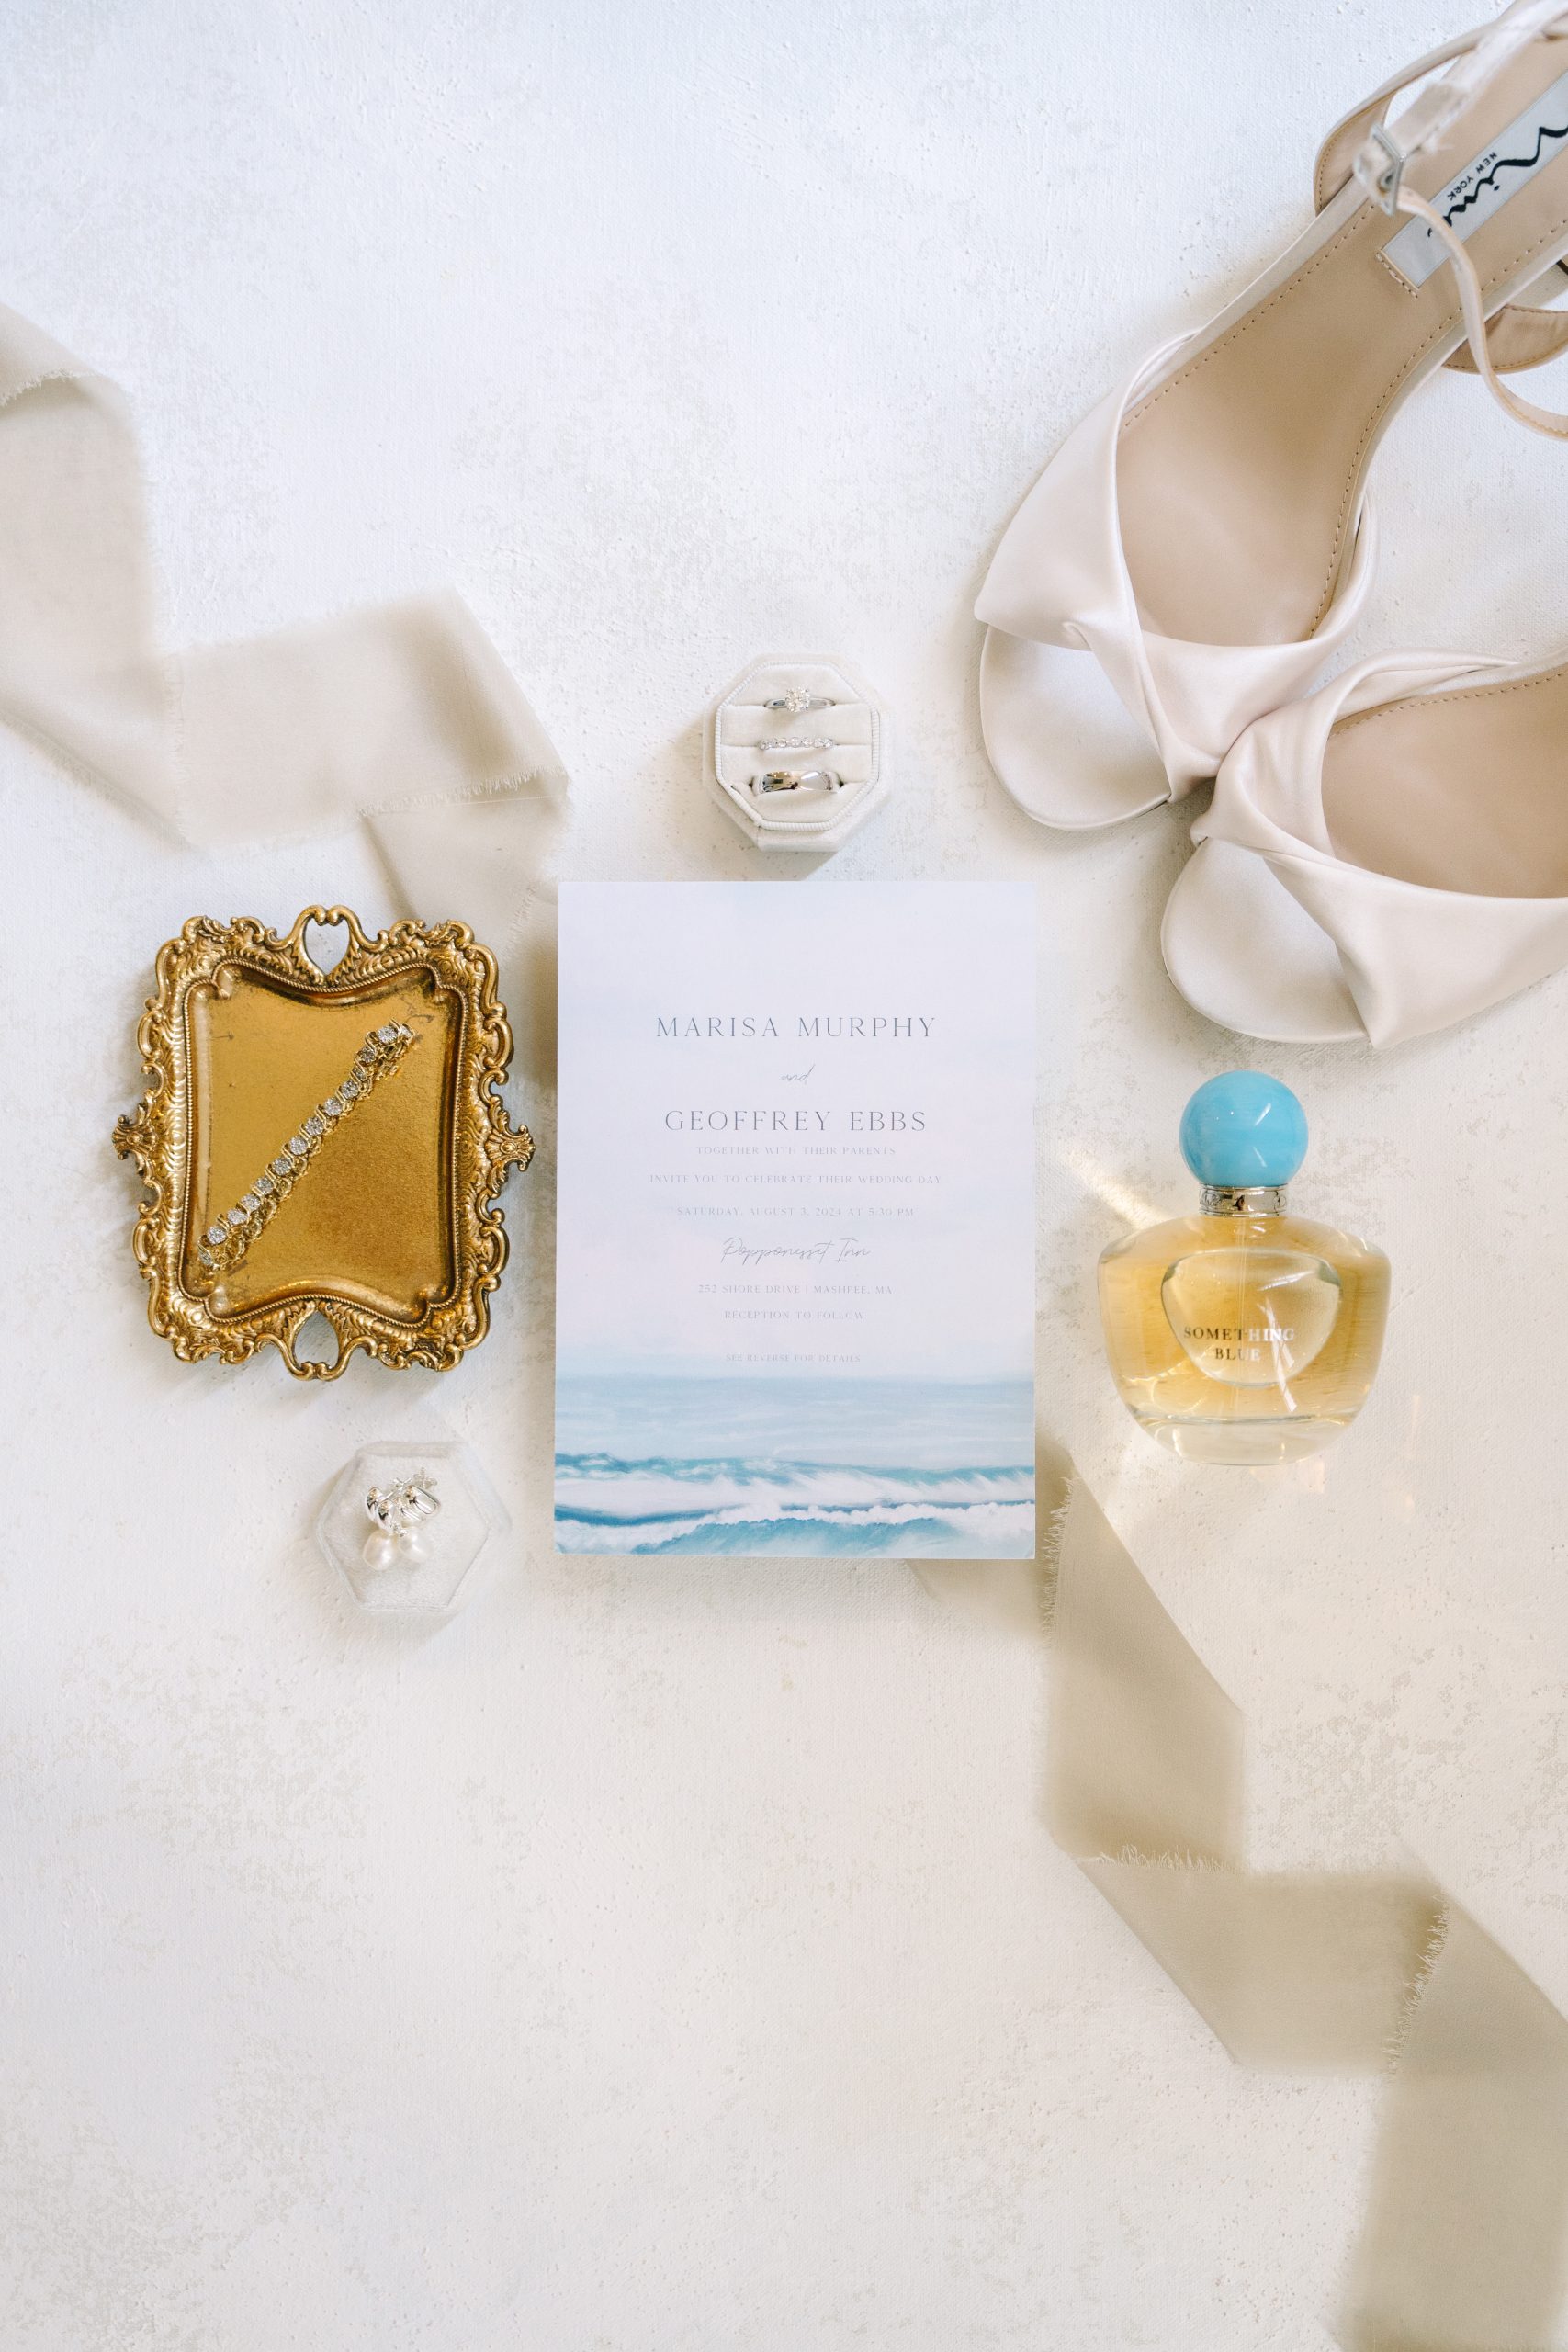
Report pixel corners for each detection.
[1166,654,1568,1048]
[975,341,1378,830]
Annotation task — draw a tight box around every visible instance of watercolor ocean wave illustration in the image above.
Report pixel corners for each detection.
[554,1453,1035,1556]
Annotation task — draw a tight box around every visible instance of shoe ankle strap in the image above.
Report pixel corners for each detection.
[1316,1,1568,417]
[1314,25,1489,213]
[1401,179,1568,435]
[1348,1,1568,206]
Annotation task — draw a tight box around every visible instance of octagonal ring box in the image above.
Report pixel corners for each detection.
[704,655,887,854]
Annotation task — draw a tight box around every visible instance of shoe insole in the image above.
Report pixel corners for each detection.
[1116,36,1568,649]
[1324,660,1568,897]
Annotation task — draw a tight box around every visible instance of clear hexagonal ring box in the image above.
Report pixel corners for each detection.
[316,1441,509,1614]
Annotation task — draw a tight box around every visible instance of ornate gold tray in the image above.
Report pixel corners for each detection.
[114,908,534,1379]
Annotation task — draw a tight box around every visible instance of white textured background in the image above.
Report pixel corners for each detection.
[6,2,1568,2345]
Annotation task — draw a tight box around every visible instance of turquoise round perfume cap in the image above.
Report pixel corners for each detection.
[1179,1070,1307,1189]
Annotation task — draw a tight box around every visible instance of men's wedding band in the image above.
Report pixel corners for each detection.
[755,768,841,796]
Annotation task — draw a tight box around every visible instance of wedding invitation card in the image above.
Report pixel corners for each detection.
[555,882,1037,1556]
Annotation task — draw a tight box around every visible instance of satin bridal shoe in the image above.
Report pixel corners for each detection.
[1163,650,1568,1046]
[977,0,1568,827]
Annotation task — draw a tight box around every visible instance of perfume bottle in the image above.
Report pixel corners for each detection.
[1097,1072,1390,1466]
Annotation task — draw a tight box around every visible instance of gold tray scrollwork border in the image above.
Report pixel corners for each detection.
[114,906,534,1380]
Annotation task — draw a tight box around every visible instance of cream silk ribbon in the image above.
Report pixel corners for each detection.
[0,301,568,1025]
[1045,1468,1568,2351]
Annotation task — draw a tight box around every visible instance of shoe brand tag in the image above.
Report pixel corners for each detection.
[1383,64,1568,288]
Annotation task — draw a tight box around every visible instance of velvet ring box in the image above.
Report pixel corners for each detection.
[704,653,888,854]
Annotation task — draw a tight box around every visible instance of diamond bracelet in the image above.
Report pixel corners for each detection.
[194,1021,416,1284]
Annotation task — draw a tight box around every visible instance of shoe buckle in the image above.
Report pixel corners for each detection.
[1357,123,1405,216]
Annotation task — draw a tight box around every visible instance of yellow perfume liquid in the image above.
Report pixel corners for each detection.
[1098,1074,1390,1465]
